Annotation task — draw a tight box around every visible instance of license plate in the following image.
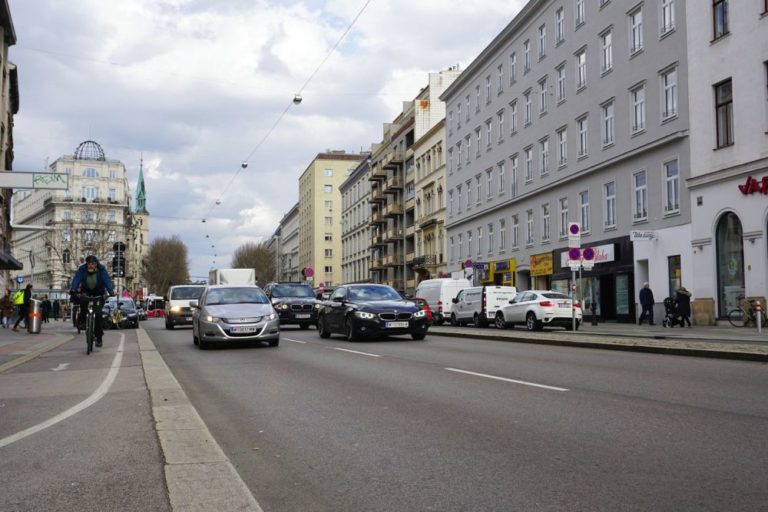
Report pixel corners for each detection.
[559,302,571,308]
[230,326,258,334]
[184,316,192,321]
[295,313,310,319]
[386,321,409,328]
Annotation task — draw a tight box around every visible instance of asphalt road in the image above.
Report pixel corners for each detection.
[149,321,768,512]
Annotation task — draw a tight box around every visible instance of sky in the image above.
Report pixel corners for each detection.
[9,0,526,280]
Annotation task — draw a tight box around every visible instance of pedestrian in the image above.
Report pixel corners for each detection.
[675,286,692,327]
[0,288,13,328]
[42,295,51,323]
[53,299,60,321]
[13,284,33,331]
[638,282,656,326]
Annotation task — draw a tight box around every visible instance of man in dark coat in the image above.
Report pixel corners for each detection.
[12,284,33,331]
[675,286,692,327]
[638,282,656,326]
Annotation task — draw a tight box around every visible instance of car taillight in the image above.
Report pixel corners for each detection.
[539,300,554,307]
[437,300,443,313]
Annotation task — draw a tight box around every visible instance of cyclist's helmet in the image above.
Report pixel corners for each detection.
[85,255,99,268]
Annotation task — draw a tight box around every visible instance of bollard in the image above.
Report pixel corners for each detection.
[756,301,762,334]
[27,298,43,334]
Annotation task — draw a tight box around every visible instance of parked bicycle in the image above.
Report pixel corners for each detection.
[727,298,767,328]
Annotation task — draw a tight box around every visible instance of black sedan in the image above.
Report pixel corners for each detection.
[102,297,140,329]
[317,284,429,341]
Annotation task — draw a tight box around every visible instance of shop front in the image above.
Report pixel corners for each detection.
[529,252,553,290]
[552,236,635,323]
[480,258,517,286]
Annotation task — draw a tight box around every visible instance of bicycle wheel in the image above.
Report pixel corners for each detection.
[727,308,746,328]
[86,312,95,354]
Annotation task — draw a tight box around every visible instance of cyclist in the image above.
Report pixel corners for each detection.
[70,255,114,347]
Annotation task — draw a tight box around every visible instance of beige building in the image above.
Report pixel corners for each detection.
[270,202,299,282]
[12,141,149,296]
[298,151,364,289]
[340,156,372,285]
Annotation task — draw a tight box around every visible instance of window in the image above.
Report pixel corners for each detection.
[556,8,565,43]
[510,53,517,84]
[497,110,505,141]
[324,200,333,209]
[524,90,532,125]
[630,84,646,133]
[539,138,549,175]
[713,0,728,40]
[576,50,587,89]
[633,171,648,220]
[449,237,455,260]
[715,79,733,148]
[108,188,117,201]
[579,190,590,232]
[575,0,585,26]
[83,167,98,178]
[539,78,548,114]
[542,204,551,242]
[457,102,462,128]
[108,210,116,223]
[601,30,613,72]
[498,161,505,194]
[556,63,567,102]
[324,168,333,176]
[577,116,589,157]
[465,181,471,207]
[661,0,675,34]
[661,66,678,120]
[465,136,472,164]
[324,216,333,225]
[524,147,533,182]
[84,229,97,242]
[465,95,471,121]
[324,184,333,193]
[557,127,567,166]
[486,75,492,103]
[468,231,473,256]
[109,169,117,179]
[83,186,99,199]
[325,249,333,258]
[526,210,534,245]
[475,175,482,204]
[324,266,332,274]
[63,229,71,242]
[559,198,569,237]
[604,182,616,227]
[488,223,495,253]
[524,40,531,73]
[512,215,519,249]
[664,159,680,213]
[449,191,454,216]
[457,234,463,258]
[498,65,504,93]
[538,25,547,59]
[486,171,492,199]
[602,100,615,146]
[500,219,506,250]
[510,154,519,197]
[485,120,492,147]
[629,7,643,53]
[324,232,333,241]
[63,210,72,220]
[476,85,481,112]
[510,100,518,133]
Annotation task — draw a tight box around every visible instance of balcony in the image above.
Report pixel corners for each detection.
[412,254,438,269]
[369,165,387,181]
[371,234,386,247]
[382,150,404,169]
[384,203,403,217]
[370,188,386,203]
[370,258,385,270]
[384,176,403,192]
[384,228,404,242]
[405,251,416,264]
[369,211,386,225]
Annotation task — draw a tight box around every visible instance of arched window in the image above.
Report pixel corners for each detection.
[716,212,744,317]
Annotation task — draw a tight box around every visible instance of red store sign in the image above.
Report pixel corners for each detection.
[738,176,768,195]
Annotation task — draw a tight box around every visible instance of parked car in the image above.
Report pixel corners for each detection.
[263,282,320,329]
[165,285,206,329]
[191,285,280,349]
[494,290,582,331]
[451,285,517,327]
[414,278,472,325]
[102,297,140,329]
[410,296,434,325]
[317,284,429,341]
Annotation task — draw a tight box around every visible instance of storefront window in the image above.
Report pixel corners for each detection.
[667,255,681,298]
[616,274,629,315]
[716,212,744,317]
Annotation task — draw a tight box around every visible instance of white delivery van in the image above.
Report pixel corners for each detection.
[165,284,206,329]
[414,278,471,325]
[208,268,256,285]
[451,285,517,327]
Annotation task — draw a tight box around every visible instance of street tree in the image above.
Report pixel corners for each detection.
[231,241,275,283]
[143,236,190,296]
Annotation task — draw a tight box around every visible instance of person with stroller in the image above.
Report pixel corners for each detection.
[675,286,692,327]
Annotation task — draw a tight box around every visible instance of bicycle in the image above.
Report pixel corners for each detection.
[77,293,105,354]
[727,299,767,328]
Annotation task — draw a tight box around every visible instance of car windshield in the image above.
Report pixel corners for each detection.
[170,287,205,300]
[542,292,571,300]
[205,287,269,305]
[272,284,314,298]
[106,299,136,310]
[347,286,403,302]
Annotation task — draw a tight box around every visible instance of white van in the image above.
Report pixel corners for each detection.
[414,278,472,325]
[165,284,206,329]
[451,285,517,327]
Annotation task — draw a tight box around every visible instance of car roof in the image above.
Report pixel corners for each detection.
[205,284,262,290]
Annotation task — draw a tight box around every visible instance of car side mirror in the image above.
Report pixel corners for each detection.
[452,298,458,304]
[332,297,344,303]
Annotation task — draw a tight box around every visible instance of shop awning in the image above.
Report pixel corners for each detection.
[0,251,23,270]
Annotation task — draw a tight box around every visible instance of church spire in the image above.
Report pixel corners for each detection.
[135,154,149,214]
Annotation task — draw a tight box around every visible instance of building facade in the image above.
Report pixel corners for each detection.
[686,1,768,323]
[12,141,148,296]
[273,203,299,282]
[340,155,372,285]
[441,0,691,322]
[298,151,364,289]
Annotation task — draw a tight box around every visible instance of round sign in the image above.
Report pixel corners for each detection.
[582,247,595,261]
[568,248,581,260]
[15,275,23,284]
[569,223,580,235]
[303,267,314,278]
[464,259,473,269]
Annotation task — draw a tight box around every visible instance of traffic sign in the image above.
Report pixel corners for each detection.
[464,259,473,269]
[15,275,23,284]
[567,247,581,271]
[582,247,595,270]
[568,222,581,248]
[302,267,314,278]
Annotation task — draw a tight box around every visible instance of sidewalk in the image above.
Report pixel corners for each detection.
[0,318,77,372]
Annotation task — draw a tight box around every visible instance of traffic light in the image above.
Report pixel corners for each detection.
[112,255,126,277]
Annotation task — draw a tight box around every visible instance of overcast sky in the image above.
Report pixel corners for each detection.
[9,0,525,280]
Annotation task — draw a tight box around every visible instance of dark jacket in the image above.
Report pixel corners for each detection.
[71,263,114,296]
[639,287,654,307]
[675,288,692,317]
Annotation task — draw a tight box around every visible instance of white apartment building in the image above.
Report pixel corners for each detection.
[340,156,372,285]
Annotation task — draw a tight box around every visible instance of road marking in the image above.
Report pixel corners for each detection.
[51,363,70,372]
[283,338,306,344]
[444,367,569,392]
[333,347,381,358]
[0,335,126,449]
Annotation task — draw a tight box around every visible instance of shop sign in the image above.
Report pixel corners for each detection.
[493,259,516,272]
[530,253,553,276]
[560,243,615,269]
[738,176,768,195]
[630,230,657,242]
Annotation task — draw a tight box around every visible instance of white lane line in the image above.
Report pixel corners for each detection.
[0,335,126,449]
[283,338,307,344]
[445,367,569,392]
[333,347,381,358]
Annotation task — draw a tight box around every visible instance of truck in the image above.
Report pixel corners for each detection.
[208,268,257,286]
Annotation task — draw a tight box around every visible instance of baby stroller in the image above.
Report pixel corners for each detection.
[661,296,681,327]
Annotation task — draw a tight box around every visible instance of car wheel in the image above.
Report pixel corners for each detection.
[411,333,426,340]
[494,312,507,329]
[317,316,331,339]
[165,317,174,329]
[526,312,542,331]
[299,323,310,330]
[344,317,356,342]
[193,323,199,346]
[450,313,458,326]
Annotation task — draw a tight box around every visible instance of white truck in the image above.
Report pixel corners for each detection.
[208,268,257,286]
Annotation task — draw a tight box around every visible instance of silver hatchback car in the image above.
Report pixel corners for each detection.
[191,285,280,349]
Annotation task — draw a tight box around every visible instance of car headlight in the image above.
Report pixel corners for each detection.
[171,306,181,313]
[314,303,323,310]
[275,303,289,310]
[265,313,277,321]
[413,309,426,318]
[204,315,219,322]
[355,311,375,320]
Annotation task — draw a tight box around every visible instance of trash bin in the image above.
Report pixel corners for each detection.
[27,298,43,334]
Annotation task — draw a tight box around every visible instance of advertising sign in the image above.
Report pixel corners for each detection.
[530,253,554,276]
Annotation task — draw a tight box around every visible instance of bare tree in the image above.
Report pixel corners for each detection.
[231,241,275,283]
[142,236,190,296]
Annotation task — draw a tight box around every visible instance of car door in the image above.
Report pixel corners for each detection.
[325,287,348,333]
[453,290,466,321]
[508,292,530,323]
